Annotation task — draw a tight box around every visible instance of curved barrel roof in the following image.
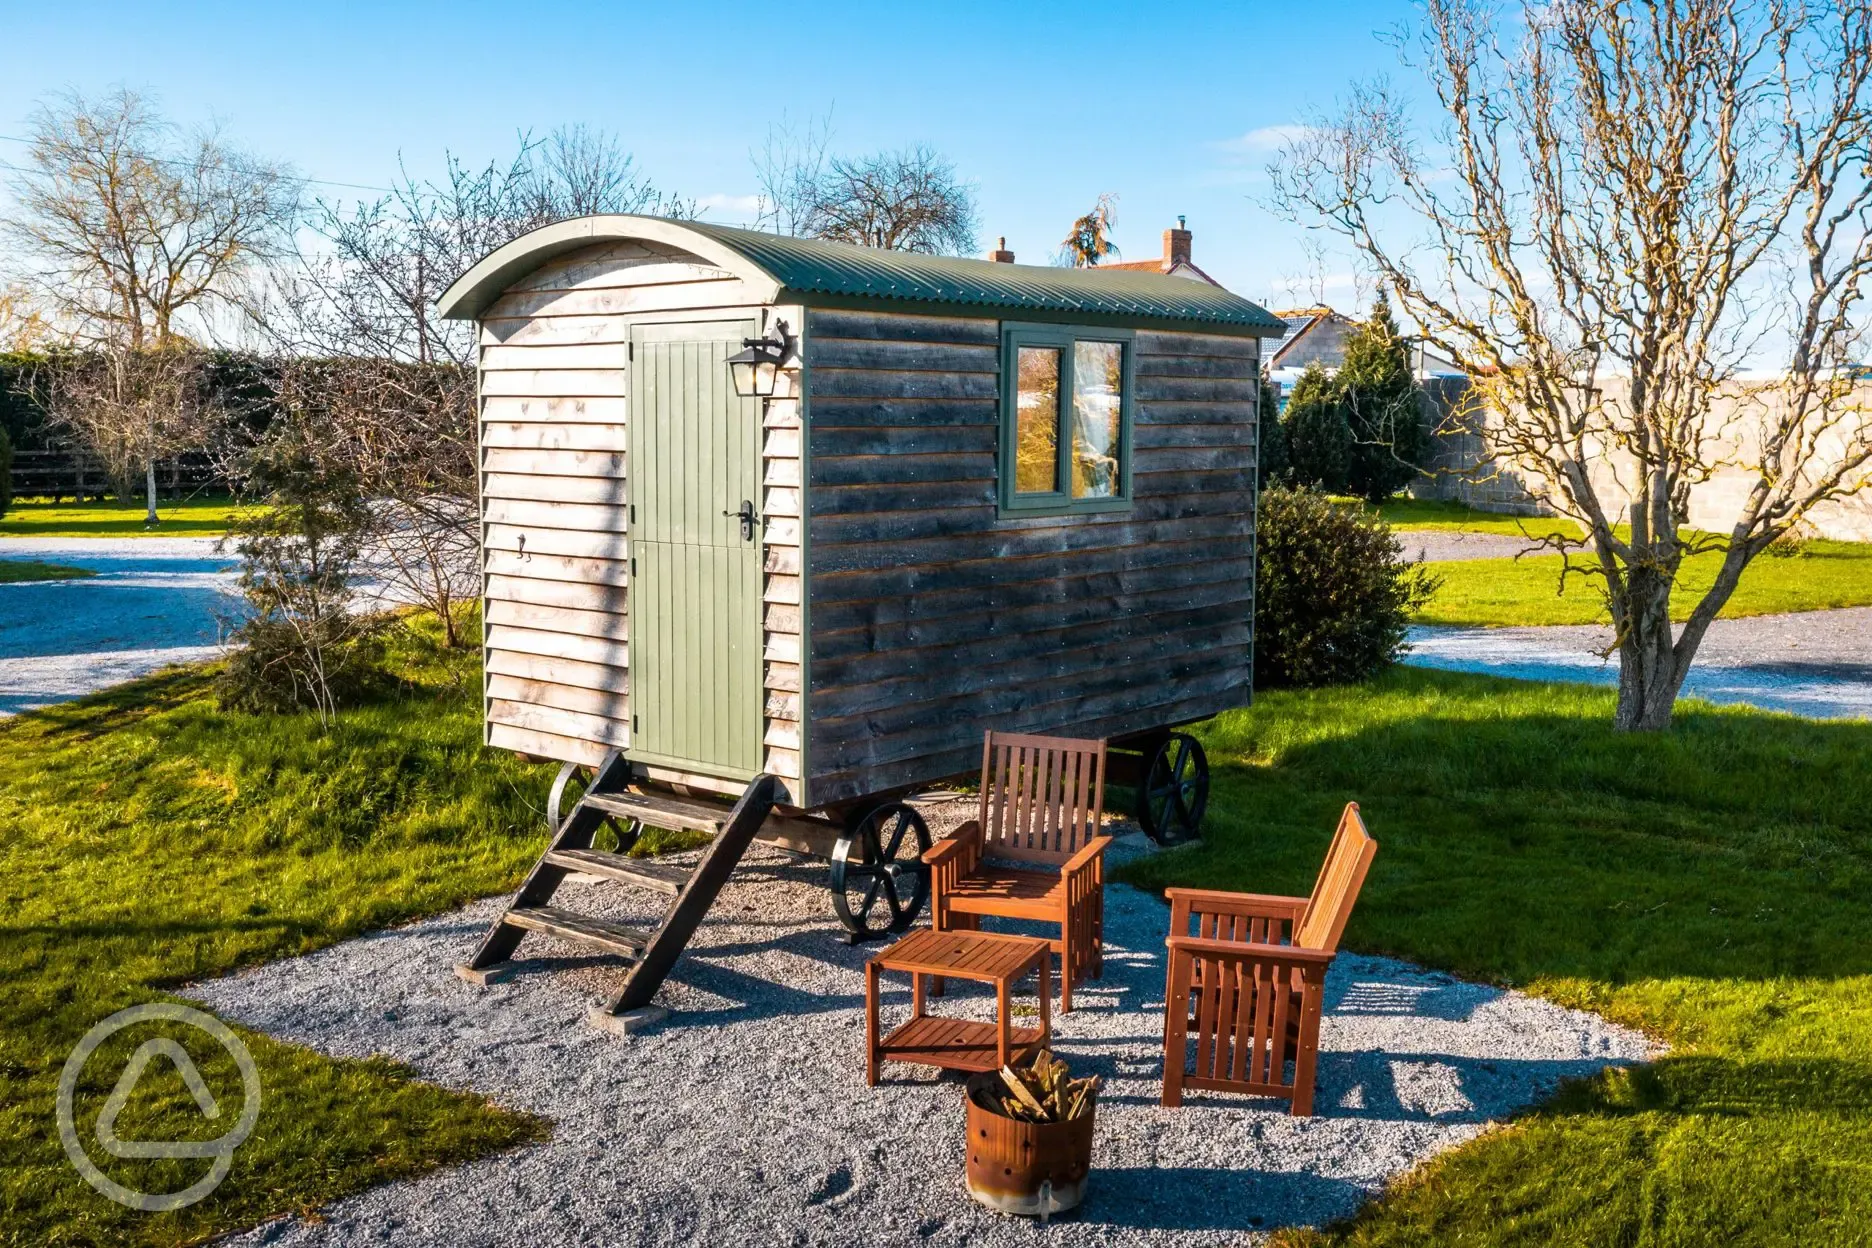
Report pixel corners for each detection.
[436,215,1286,336]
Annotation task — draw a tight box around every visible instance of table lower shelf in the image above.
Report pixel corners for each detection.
[877,1013,1046,1074]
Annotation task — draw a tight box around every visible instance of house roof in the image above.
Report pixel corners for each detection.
[1267,307,1337,367]
[436,215,1288,336]
[1098,257,1225,286]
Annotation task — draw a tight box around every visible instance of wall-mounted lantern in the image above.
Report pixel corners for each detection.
[727,320,794,399]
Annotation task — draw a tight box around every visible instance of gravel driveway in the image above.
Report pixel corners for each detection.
[0,537,238,715]
[190,831,1652,1247]
[1400,530,1553,562]
[1409,606,1872,719]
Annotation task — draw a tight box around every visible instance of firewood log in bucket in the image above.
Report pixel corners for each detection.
[963,1053,1099,1219]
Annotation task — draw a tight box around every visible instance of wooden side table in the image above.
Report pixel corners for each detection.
[865,928,1052,1086]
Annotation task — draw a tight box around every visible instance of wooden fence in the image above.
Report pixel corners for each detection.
[7,449,226,503]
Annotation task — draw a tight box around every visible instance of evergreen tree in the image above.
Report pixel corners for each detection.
[1282,362,1352,492]
[1339,292,1428,502]
[1256,368,1289,486]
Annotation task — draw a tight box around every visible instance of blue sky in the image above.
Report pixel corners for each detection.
[0,0,1417,308]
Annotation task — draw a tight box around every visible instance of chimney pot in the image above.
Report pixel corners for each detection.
[989,236,1016,263]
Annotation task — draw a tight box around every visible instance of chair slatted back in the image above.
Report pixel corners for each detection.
[977,731,1107,865]
[1293,803,1377,953]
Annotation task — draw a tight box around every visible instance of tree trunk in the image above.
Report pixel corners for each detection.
[1613,567,1682,730]
[144,458,159,526]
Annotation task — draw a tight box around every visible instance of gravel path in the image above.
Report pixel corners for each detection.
[0,537,237,715]
[189,831,1653,1247]
[1409,606,1872,719]
[1400,530,1552,563]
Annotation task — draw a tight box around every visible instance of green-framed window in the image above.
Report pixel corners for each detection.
[998,323,1135,515]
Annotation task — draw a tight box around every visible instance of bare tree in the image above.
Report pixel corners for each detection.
[755,128,976,254]
[37,347,218,505]
[0,285,58,352]
[3,88,297,520]
[753,113,832,237]
[3,88,298,349]
[254,128,683,645]
[803,146,977,253]
[1272,0,1872,730]
[1059,193,1121,267]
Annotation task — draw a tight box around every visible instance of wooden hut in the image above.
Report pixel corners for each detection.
[436,216,1286,815]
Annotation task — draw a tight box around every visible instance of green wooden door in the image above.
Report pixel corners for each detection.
[629,322,764,778]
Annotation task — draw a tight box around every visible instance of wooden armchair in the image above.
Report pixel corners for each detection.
[923,732,1110,1012]
[1161,802,1377,1115]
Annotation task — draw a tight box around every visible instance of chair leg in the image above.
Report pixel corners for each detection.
[1060,923,1074,1014]
[1161,951,1192,1107]
[1290,988,1323,1117]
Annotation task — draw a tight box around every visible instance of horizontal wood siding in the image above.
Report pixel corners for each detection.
[802,309,1258,805]
[478,238,773,774]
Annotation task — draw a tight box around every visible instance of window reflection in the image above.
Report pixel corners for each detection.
[1071,341,1123,498]
[1015,346,1061,494]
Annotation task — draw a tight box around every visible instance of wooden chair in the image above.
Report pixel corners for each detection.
[923,732,1110,1012]
[1160,802,1377,1115]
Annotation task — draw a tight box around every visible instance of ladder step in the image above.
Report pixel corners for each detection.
[583,790,732,834]
[503,905,651,958]
[544,848,689,895]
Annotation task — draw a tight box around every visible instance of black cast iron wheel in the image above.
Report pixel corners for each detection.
[1136,733,1209,845]
[829,802,932,942]
[546,761,636,852]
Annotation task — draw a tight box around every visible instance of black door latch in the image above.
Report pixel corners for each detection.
[723,499,756,541]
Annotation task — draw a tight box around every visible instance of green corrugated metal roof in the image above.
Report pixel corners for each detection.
[435,215,1287,335]
[680,221,1287,334]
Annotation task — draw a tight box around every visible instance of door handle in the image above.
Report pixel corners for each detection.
[723,499,756,541]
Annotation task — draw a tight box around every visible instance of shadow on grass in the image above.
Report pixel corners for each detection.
[1120,670,1872,990]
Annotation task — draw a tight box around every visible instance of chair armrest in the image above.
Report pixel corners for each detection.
[1167,935,1336,969]
[1164,888,1309,921]
[923,819,982,866]
[1061,835,1113,878]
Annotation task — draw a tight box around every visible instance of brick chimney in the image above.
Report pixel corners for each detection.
[989,236,1016,263]
[1164,215,1191,271]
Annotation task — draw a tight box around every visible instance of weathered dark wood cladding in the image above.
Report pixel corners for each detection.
[802,309,1258,805]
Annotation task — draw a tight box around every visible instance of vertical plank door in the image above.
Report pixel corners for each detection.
[629,321,764,778]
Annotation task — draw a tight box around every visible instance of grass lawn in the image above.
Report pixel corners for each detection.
[1118,667,1872,1246]
[2,617,560,1247]
[1370,497,1583,540]
[0,495,261,539]
[0,559,94,583]
[1419,539,1872,626]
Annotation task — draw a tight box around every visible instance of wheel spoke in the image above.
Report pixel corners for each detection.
[879,812,908,861]
[857,872,886,918]
[879,869,908,922]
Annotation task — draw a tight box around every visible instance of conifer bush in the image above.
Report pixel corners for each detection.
[1254,486,1438,687]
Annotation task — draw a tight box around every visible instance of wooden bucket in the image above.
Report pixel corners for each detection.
[963,1072,1097,1218]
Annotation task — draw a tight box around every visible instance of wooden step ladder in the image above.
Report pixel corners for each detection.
[455,754,779,1034]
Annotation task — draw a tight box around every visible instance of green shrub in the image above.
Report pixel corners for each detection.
[1257,367,1290,485]
[0,424,11,520]
[217,432,384,720]
[1254,485,1439,687]
[1281,362,1352,491]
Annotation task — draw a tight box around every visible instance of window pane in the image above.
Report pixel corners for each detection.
[1015,346,1061,494]
[1071,340,1124,498]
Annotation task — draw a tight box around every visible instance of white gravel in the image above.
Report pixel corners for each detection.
[0,534,428,716]
[1409,607,1872,719]
[1402,530,1553,563]
[188,831,1653,1246]
[0,537,238,715]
